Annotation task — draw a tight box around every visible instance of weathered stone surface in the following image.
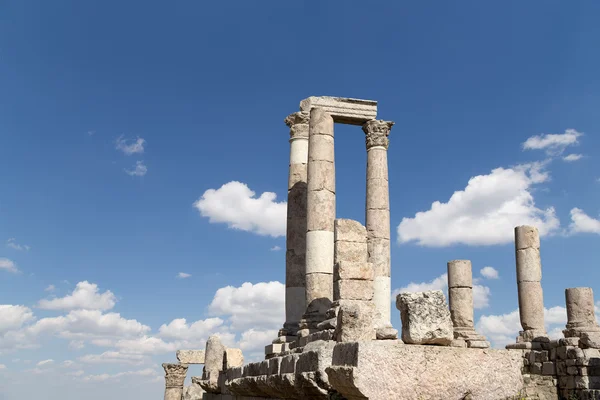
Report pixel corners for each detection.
[334,219,367,243]
[201,335,225,393]
[224,348,244,369]
[366,237,390,277]
[327,341,524,400]
[334,240,368,264]
[363,119,393,150]
[515,225,540,250]
[163,363,189,400]
[306,189,335,232]
[334,279,373,301]
[396,290,453,345]
[334,261,374,281]
[182,383,204,400]
[305,272,333,315]
[375,325,399,340]
[366,177,389,210]
[516,248,542,282]
[307,134,334,162]
[518,281,546,332]
[308,107,334,135]
[448,287,474,329]
[365,208,390,239]
[447,260,473,288]
[307,160,335,193]
[305,230,334,275]
[566,287,599,330]
[176,350,205,364]
[300,96,377,125]
[335,301,376,342]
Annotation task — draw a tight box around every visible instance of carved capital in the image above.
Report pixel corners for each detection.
[362,120,394,150]
[285,111,310,139]
[162,363,188,388]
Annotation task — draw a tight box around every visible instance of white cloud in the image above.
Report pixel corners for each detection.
[397,162,559,247]
[563,153,583,162]
[125,160,147,177]
[6,238,30,251]
[38,281,116,311]
[0,364,5,369]
[79,351,147,366]
[44,284,56,292]
[393,273,491,309]
[68,369,85,377]
[176,272,191,279]
[115,136,145,155]
[158,317,224,342]
[68,340,85,350]
[83,368,158,382]
[36,359,54,366]
[62,360,76,368]
[568,208,600,235]
[0,305,35,334]
[0,257,20,273]
[237,328,279,362]
[270,246,282,252]
[193,181,286,237]
[208,281,285,330]
[480,266,499,280]
[522,129,583,155]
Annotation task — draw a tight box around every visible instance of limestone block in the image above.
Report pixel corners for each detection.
[300,96,377,125]
[182,384,205,400]
[307,134,334,162]
[515,225,540,250]
[224,348,244,369]
[366,208,391,239]
[307,160,335,193]
[516,248,542,282]
[335,301,376,342]
[447,260,473,288]
[334,261,374,281]
[306,189,335,232]
[308,107,334,135]
[334,219,367,243]
[327,341,525,400]
[334,279,374,301]
[177,350,205,364]
[305,272,333,313]
[366,150,389,181]
[468,340,491,349]
[365,177,389,210]
[305,230,334,274]
[581,332,600,349]
[367,237,391,277]
[396,290,454,346]
[566,287,599,329]
[376,326,399,340]
[518,281,546,331]
[334,240,368,265]
[449,287,474,328]
[203,335,225,378]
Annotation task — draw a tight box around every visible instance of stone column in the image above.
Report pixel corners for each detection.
[198,335,225,393]
[447,260,489,348]
[304,108,335,322]
[564,287,600,337]
[162,363,188,400]
[515,225,547,341]
[363,119,395,337]
[280,111,310,339]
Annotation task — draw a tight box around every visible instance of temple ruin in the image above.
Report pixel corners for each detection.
[162,96,600,399]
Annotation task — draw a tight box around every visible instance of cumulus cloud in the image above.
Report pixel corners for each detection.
[125,161,147,177]
[68,340,85,350]
[6,238,30,251]
[158,317,225,342]
[115,136,145,155]
[563,154,583,162]
[176,272,191,279]
[480,266,499,280]
[208,281,285,330]
[79,351,147,366]
[38,281,116,311]
[568,208,600,235]
[522,129,582,155]
[397,162,559,247]
[0,258,20,273]
[237,328,279,361]
[393,273,491,309]
[0,305,35,335]
[193,181,286,237]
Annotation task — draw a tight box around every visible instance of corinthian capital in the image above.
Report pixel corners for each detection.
[362,120,394,150]
[285,111,310,139]
[162,363,188,388]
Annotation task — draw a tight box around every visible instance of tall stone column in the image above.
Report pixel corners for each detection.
[363,119,396,339]
[303,108,335,324]
[515,225,547,342]
[279,111,310,339]
[564,287,600,337]
[447,260,489,348]
[162,363,188,400]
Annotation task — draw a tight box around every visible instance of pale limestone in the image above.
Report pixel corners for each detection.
[306,189,335,232]
[365,177,389,210]
[182,384,204,400]
[448,287,474,328]
[176,350,205,364]
[308,107,334,135]
[305,231,334,274]
[327,341,524,400]
[518,281,546,331]
[565,287,599,331]
[396,290,453,345]
[334,261,374,281]
[334,219,367,243]
[287,163,307,190]
[306,160,335,193]
[516,248,542,282]
[299,96,377,125]
[307,134,334,162]
[515,225,541,250]
[224,348,244,369]
[163,363,189,400]
[447,259,473,288]
[305,272,333,315]
[367,237,391,277]
[335,301,376,342]
[365,208,391,239]
[200,335,225,393]
[334,279,374,301]
[366,149,389,181]
[333,240,368,265]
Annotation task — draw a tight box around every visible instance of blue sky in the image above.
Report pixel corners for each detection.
[1,1,600,398]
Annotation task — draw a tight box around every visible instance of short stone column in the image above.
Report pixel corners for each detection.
[198,335,225,394]
[363,119,396,339]
[163,363,188,400]
[447,260,489,348]
[280,111,310,339]
[515,225,547,342]
[303,108,335,325]
[564,287,600,337]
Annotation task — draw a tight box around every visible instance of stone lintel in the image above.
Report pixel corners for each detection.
[299,96,377,125]
[176,349,205,364]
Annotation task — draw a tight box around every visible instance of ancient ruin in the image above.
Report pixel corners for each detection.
[162,96,600,399]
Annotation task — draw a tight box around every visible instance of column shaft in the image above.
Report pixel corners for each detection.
[515,225,546,337]
[363,120,394,327]
[447,260,475,330]
[283,112,309,335]
[305,108,335,317]
[163,363,188,400]
[565,287,599,333]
